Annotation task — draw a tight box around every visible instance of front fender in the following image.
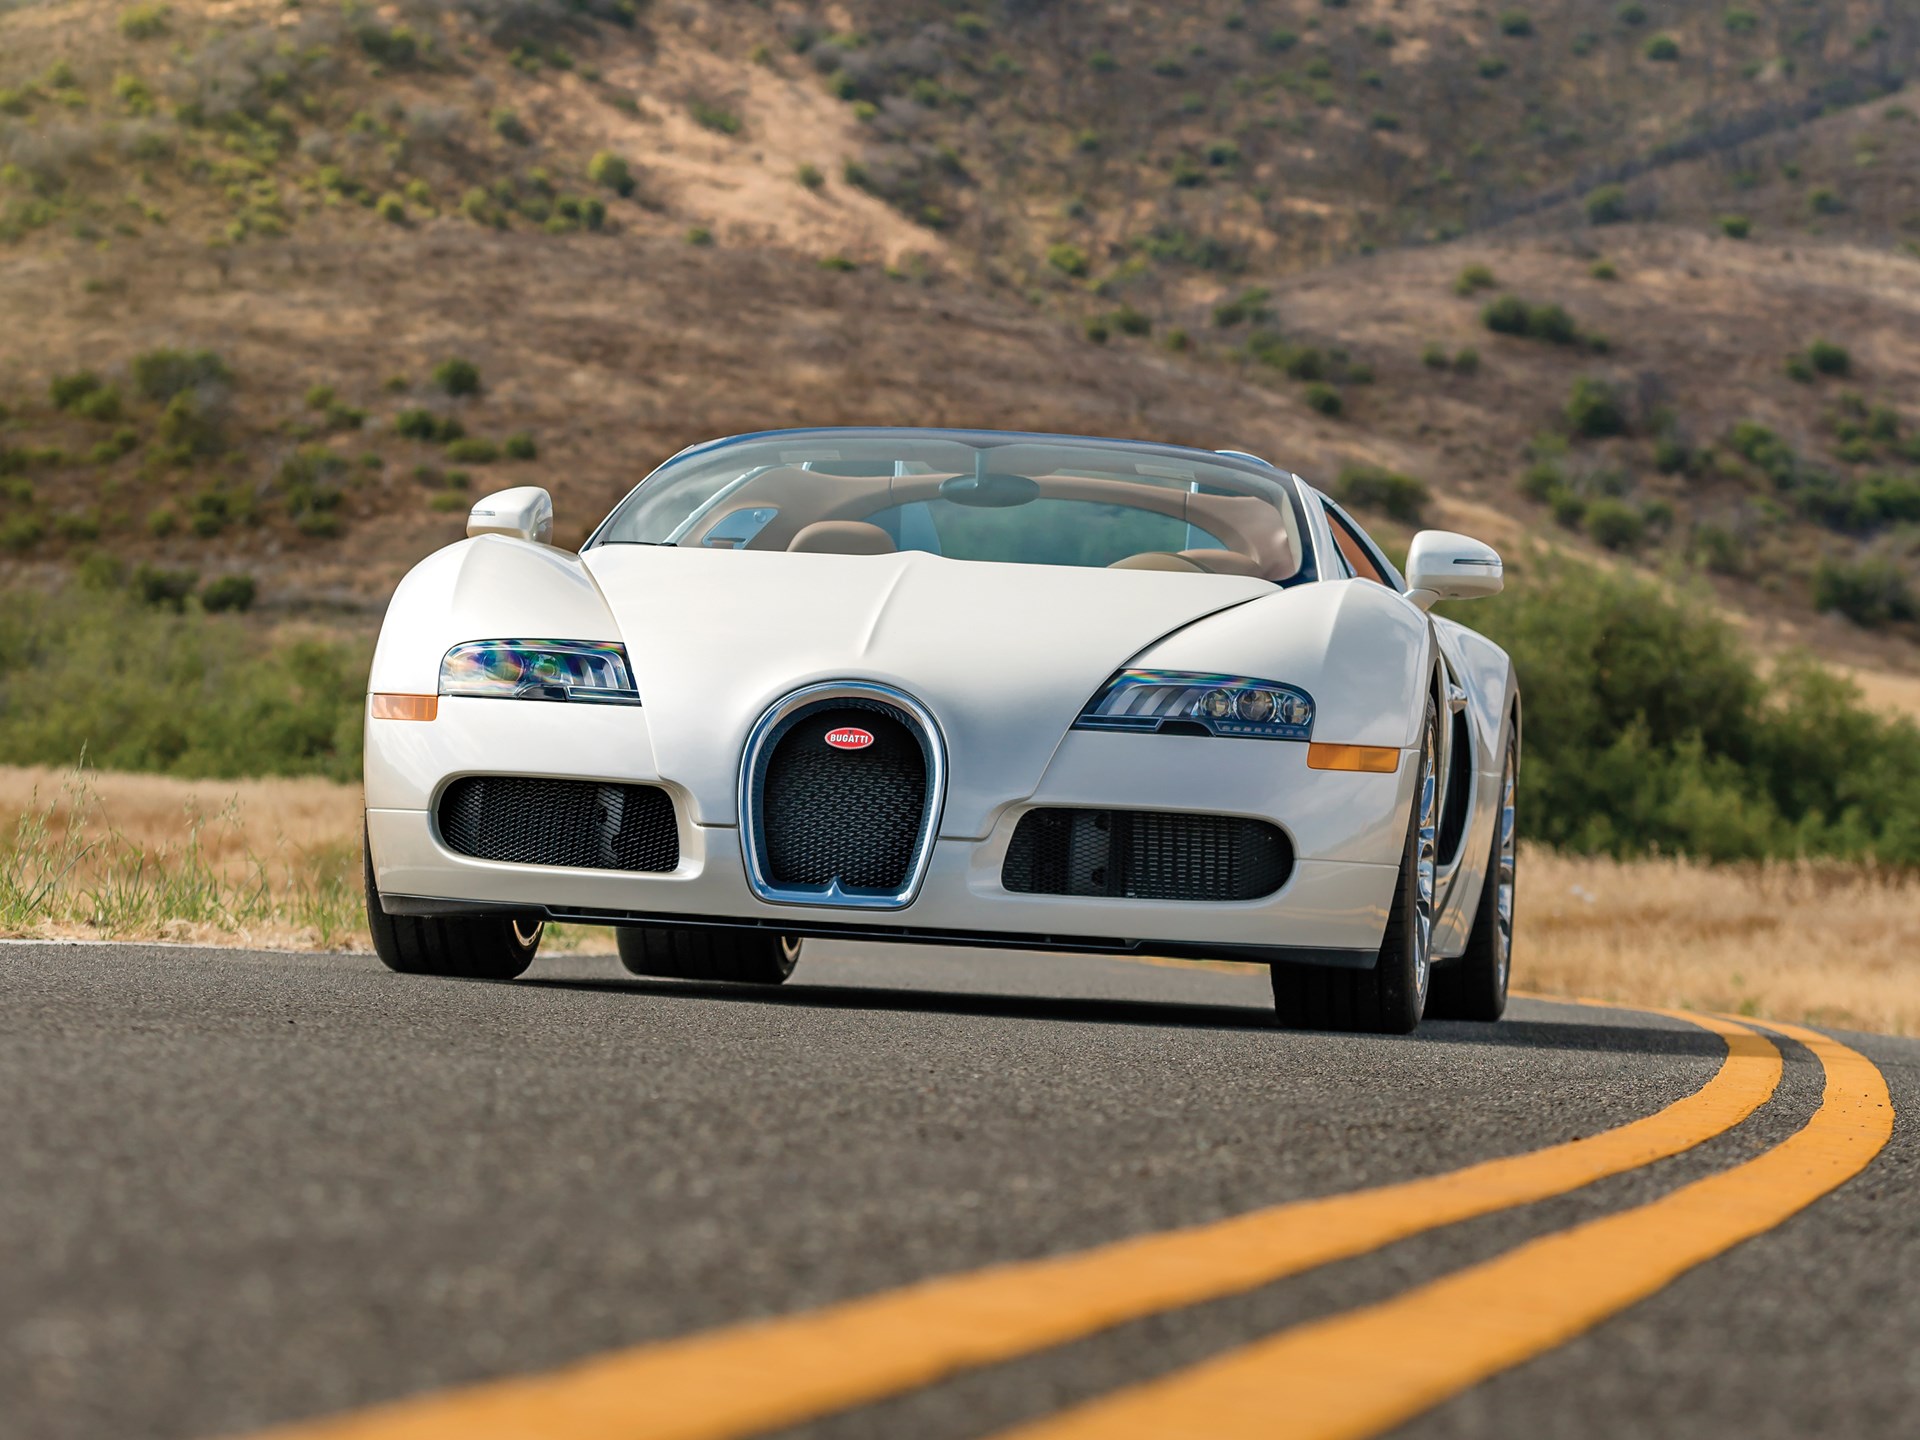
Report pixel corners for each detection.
[1131,580,1436,749]
[367,536,623,695]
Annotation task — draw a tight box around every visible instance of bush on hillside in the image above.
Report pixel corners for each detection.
[1808,339,1851,376]
[1336,464,1428,524]
[1813,555,1917,629]
[1448,558,1920,861]
[200,574,257,613]
[1566,376,1628,436]
[132,348,230,403]
[1584,184,1629,224]
[0,584,363,780]
[432,357,481,397]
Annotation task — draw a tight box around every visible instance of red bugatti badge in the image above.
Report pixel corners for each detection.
[825,727,875,751]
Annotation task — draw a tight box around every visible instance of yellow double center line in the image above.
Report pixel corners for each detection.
[252,1006,1790,1440]
[990,1017,1894,1439]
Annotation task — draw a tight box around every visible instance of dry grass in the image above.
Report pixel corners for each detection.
[1517,848,1920,1038]
[5,765,1916,1034]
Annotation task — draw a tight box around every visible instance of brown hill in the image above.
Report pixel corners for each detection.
[0,0,1916,681]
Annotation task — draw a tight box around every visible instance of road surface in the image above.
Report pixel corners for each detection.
[2,940,1914,1440]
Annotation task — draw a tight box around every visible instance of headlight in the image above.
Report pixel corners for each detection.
[439,640,639,704]
[1075,669,1313,741]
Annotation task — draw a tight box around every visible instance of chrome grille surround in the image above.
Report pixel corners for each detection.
[738,681,947,909]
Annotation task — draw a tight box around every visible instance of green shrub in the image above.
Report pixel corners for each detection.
[1617,2,1648,24]
[1477,55,1509,79]
[51,371,104,410]
[1808,339,1851,376]
[200,574,257,613]
[1551,490,1587,528]
[396,409,446,442]
[132,348,230,403]
[376,193,407,224]
[445,437,500,464]
[796,162,824,190]
[491,109,531,144]
[78,387,124,422]
[1719,214,1751,239]
[1110,304,1152,337]
[1644,34,1680,61]
[145,505,177,538]
[156,392,224,457]
[1336,464,1428,523]
[1452,558,1920,860]
[1453,346,1480,375]
[1212,286,1272,327]
[1303,382,1342,416]
[1498,9,1533,37]
[0,584,365,779]
[132,564,198,611]
[690,101,743,135]
[1584,498,1645,550]
[1454,264,1497,297]
[1585,184,1629,225]
[1808,187,1844,216]
[1082,316,1110,344]
[1,515,45,553]
[1813,555,1916,628]
[503,432,537,460]
[1482,294,1530,334]
[118,4,169,40]
[1589,258,1619,280]
[1785,353,1816,384]
[818,253,855,271]
[1421,343,1449,369]
[1046,242,1090,277]
[588,151,636,196]
[357,23,421,67]
[1567,376,1628,437]
[432,357,481,397]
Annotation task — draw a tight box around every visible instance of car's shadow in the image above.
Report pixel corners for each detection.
[516,974,1726,1057]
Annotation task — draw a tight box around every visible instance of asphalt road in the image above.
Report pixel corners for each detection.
[2,939,1915,1440]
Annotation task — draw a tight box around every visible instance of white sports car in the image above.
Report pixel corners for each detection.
[362,428,1518,1033]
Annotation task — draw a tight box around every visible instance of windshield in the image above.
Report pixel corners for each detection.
[589,430,1315,583]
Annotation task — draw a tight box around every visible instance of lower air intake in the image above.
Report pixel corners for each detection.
[1003,808,1291,902]
[437,777,679,873]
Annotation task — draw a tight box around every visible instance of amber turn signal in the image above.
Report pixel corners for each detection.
[370,693,439,722]
[1306,742,1400,773]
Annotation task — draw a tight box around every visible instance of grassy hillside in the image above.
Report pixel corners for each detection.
[0,0,1915,645]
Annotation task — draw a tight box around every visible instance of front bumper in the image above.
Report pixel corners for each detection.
[365,701,1413,964]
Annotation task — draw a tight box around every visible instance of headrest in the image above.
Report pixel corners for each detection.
[1178,549,1264,577]
[787,521,897,556]
[1107,551,1208,573]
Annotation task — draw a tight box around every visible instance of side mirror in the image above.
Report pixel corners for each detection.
[1404,530,1503,611]
[467,486,553,546]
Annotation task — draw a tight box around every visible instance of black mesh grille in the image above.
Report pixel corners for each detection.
[758,701,929,892]
[1003,809,1291,901]
[437,778,679,873]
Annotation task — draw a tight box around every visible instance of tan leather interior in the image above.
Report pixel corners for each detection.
[683,464,1302,580]
[1107,551,1208,573]
[1178,548,1265,577]
[786,520,897,555]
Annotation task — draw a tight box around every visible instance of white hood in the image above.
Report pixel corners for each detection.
[583,546,1270,835]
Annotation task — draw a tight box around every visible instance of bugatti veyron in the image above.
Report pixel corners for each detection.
[362,428,1519,1033]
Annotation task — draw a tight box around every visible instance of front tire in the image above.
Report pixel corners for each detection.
[1271,699,1437,1035]
[362,826,542,979]
[617,926,801,985]
[1427,724,1517,1021]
